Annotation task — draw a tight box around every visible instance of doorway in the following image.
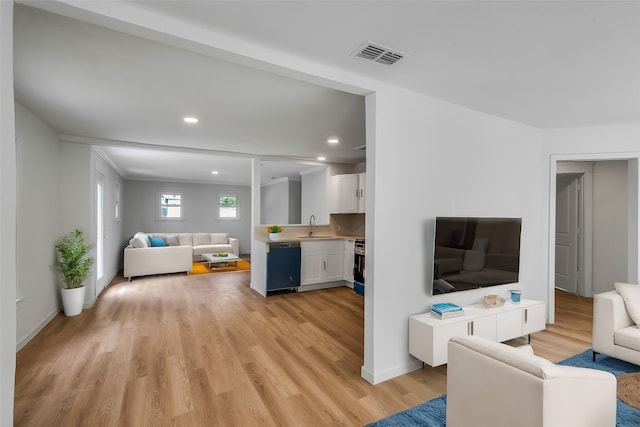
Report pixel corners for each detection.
[96,171,105,296]
[551,159,636,309]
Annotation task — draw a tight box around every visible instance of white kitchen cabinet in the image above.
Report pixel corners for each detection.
[343,239,355,283]
[357,172,366,213]
[301,240,344,285]
[409,299,545,367]
[329,173,365,214]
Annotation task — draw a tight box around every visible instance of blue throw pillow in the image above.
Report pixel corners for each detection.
[149,236,167,247]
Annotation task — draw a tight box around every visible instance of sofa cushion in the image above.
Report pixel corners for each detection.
[165,235,179,246]
[615,282,640,327]
[149,236,167,247]
[615,325,640,352]
[178,234,193,246]
[131,232,148,248]
[193,233,210,246]
[210,233,229,244]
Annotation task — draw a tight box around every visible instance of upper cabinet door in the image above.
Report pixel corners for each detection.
[357,172,366,213]
[329,173,363,214]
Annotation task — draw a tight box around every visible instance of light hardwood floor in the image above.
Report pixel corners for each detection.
[14,271,592,426]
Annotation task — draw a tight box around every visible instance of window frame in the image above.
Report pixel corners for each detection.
[217,194,239,220]
[158,192,184,220]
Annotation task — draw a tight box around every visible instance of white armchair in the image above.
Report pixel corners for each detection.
[593,288,640,365]
[447,336,616,427]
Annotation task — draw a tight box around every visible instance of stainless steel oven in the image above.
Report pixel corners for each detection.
[354,238,365,295]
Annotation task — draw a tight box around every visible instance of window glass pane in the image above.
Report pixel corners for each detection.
[219,207,237,218]
[160,193,182,219]
[161,194,181,206]
[163,206,181,218]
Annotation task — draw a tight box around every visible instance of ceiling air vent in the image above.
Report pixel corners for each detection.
[351,41,406,66]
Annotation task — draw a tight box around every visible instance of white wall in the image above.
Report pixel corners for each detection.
[364,87,544,383]
[0,2,16,423]
[15,103,61,348]
[261,178,290,225]
[59,142,95,305]
[592,161,629,293]
[301,168,329,224]
[124,180,252,254]
[288,180,301,224]
[91,148,126,292]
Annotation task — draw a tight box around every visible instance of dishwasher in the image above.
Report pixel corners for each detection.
[266,241,301,292]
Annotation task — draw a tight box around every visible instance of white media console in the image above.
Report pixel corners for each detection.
[409,299,545,367]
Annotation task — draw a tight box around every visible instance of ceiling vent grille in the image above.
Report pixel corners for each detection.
[351,41,406,66]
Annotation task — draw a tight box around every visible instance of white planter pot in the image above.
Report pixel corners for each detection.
[61,286,86,316]
[269,232,281,241]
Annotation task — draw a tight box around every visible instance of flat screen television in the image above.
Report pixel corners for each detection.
[431,217,522,295]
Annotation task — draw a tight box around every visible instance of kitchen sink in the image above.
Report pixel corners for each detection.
[297,235,334,239]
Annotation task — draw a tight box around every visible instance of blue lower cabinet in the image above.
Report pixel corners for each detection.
[354,281,364,296]
[267,242,301,291]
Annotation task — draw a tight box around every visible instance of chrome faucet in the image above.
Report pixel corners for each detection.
[308,214,316,237]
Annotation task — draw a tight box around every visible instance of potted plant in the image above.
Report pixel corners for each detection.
[267,225,283,241]
[55,229,94,316]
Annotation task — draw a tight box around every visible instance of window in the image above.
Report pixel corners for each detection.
[218,195,238,219]
[160,193,182,219]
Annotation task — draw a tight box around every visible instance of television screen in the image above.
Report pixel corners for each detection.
[432,217,521,295]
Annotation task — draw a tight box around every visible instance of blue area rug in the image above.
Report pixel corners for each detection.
[367,350,640,427]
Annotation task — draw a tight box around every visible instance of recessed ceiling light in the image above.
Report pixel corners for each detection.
[327,138,340,144]
[317,156,326,161]
[183,117,199,124]
[211,170,219,175]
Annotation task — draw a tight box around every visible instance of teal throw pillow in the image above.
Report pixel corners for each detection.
[149,236,167,247]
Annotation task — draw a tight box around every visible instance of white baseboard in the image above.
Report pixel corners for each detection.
[16,307,59,352]
[360,358,423,385]
[297,281,349,292]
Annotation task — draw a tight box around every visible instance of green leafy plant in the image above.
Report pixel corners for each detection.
[267,225,282,233]
[55,229,94,289]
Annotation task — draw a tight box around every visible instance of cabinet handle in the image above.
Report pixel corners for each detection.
[524,309,528,323]
[323,261,326,270]
[468,321,474,335]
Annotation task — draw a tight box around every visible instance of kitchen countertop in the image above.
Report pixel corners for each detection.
[255,235,364,244]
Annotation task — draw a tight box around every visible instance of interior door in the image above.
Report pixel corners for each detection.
[555,174,581,294]
[96,171,105,296]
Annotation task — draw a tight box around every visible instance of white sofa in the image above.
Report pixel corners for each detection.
[447,336,616,427]
[593,288,640,365]
[123,232,239,280]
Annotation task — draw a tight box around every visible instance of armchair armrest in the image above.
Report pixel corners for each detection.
[593,290,634,355]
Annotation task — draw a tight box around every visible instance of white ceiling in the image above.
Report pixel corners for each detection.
[13,1,640,183]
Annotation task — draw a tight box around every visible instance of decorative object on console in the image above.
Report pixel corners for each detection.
[510,289,522,303]
[267,224,283,241]
[481,294,505,308]
[431,303,464,319]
